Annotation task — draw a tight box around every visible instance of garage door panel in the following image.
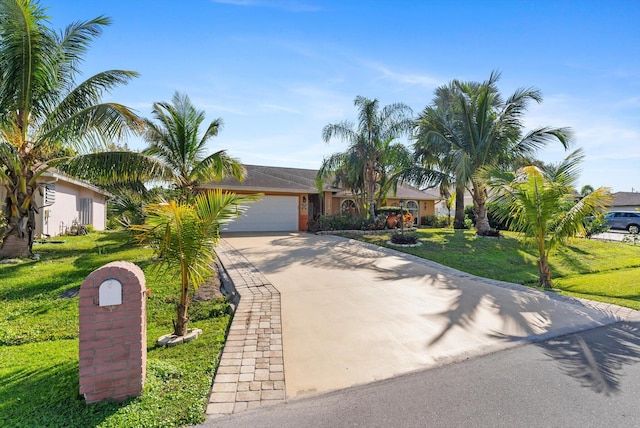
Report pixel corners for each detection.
[223,195,298,232]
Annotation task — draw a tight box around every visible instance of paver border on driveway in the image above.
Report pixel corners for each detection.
[206,239,286,418]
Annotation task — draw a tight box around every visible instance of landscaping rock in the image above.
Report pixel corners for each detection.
[157,328,203,347]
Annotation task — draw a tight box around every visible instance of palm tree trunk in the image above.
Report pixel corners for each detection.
[0,201,35,259]
[453,183,466,229]
[173,303,189,337]
[472,182,491,235]
[537,255,553,289]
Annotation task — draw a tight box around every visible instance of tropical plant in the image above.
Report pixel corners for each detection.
[0,0,142,258]
[317,96,413,219]
[142,92,245,200]
[413,71,572,235]
[131,189,260,336]
[412,82,468,229]
[485,149,611,289]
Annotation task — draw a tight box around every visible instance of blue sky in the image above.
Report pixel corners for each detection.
[48,1,639,192]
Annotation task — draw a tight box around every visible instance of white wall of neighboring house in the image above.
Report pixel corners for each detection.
[35,178,106,237]
[0,173,106,238]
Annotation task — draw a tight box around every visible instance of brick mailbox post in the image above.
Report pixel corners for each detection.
[79,261,147,403]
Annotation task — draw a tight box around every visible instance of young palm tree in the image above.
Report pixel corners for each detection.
[143,92,245,200]
[486,149,611,289]
[0,0,142,258]
[132,189,260,336]
[414,71,572,235]
[318,96,413,219]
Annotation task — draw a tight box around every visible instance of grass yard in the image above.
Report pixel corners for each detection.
[350,229,640,310]
[0,231,231,428]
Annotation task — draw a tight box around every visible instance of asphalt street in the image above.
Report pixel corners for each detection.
[202,321,640,428]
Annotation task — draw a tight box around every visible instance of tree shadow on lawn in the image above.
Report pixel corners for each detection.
[0,359,122,427]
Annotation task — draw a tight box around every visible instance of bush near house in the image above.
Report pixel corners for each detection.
[421,215,452,228]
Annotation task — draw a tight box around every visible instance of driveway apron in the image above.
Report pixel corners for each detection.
[221,233,619,399]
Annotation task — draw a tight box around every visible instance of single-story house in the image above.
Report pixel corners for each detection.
[0,170,107,238]
[609,191,640,212]
[200,164,444,233]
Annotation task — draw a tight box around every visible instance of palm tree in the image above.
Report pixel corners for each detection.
[414,71,572,235]
[485,149,611,289]
[131,189,260,336]
[412,83,467,228]
[143,92,245,200]
[318,96,413,219]
[0,0,142,258]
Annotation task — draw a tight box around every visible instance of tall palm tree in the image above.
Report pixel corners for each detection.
[414,71,572,235]
[412,82,468,228]
[0,0,143,258]
[143,92,245,200]
[131,189,260,336]
[485,149,611,288]
[318,96,413,219]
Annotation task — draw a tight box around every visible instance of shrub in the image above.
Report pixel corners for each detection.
[390,232,419,245]
[421,215,452,228]
[308,212,392,232]
[583,213,610,238]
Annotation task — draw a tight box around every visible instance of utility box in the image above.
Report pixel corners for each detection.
[78,261,147,403]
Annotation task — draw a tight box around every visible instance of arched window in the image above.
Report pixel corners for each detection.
[406,200,419,224]
[341,199,356,213]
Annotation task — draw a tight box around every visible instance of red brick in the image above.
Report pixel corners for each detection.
[94,344,127,358]
[94,312,117,322]
[79,314,95,324]
[79,366,95,377]
[80,372,112,385]
[79,296,95,307]
[95,327,128,340]
[95,379,127,392]
[102,360,129,372]
[79,383,94,394]
[79,348,94,359]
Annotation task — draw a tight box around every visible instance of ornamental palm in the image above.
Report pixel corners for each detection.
[143,92,245,200]
[485,149,611,289]
[0,0,142,258]
[414,71,572,235]
[318,96,413,219]
[131,189,260,336]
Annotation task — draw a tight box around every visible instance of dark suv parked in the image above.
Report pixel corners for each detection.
[604,211,640,234]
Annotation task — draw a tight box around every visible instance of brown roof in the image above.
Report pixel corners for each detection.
[202,164,442,200]
[333,184,441,200]
[611,192,640,207]
[202,164,322,193]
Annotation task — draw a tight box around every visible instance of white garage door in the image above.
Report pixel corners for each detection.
[223,195,299,232]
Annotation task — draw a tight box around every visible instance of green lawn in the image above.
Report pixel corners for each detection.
[0,231,231,427]
[350,229,640,310]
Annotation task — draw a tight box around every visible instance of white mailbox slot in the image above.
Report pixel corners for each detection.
[99,279,122,306]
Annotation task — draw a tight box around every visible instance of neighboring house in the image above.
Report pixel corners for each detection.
[0,170,107,238]
[201,164,444,232]
[609,191,640,212]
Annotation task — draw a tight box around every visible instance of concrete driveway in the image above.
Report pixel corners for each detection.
[222,233,619,399]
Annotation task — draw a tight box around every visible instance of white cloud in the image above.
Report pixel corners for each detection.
[260,103,302,115]
[361,61,443,89]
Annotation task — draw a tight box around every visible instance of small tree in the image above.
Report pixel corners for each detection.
[132,189,260,336]
[486,149,611,289]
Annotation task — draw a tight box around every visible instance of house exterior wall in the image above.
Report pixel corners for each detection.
[35,180,106,237]
[609,206,640,212]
